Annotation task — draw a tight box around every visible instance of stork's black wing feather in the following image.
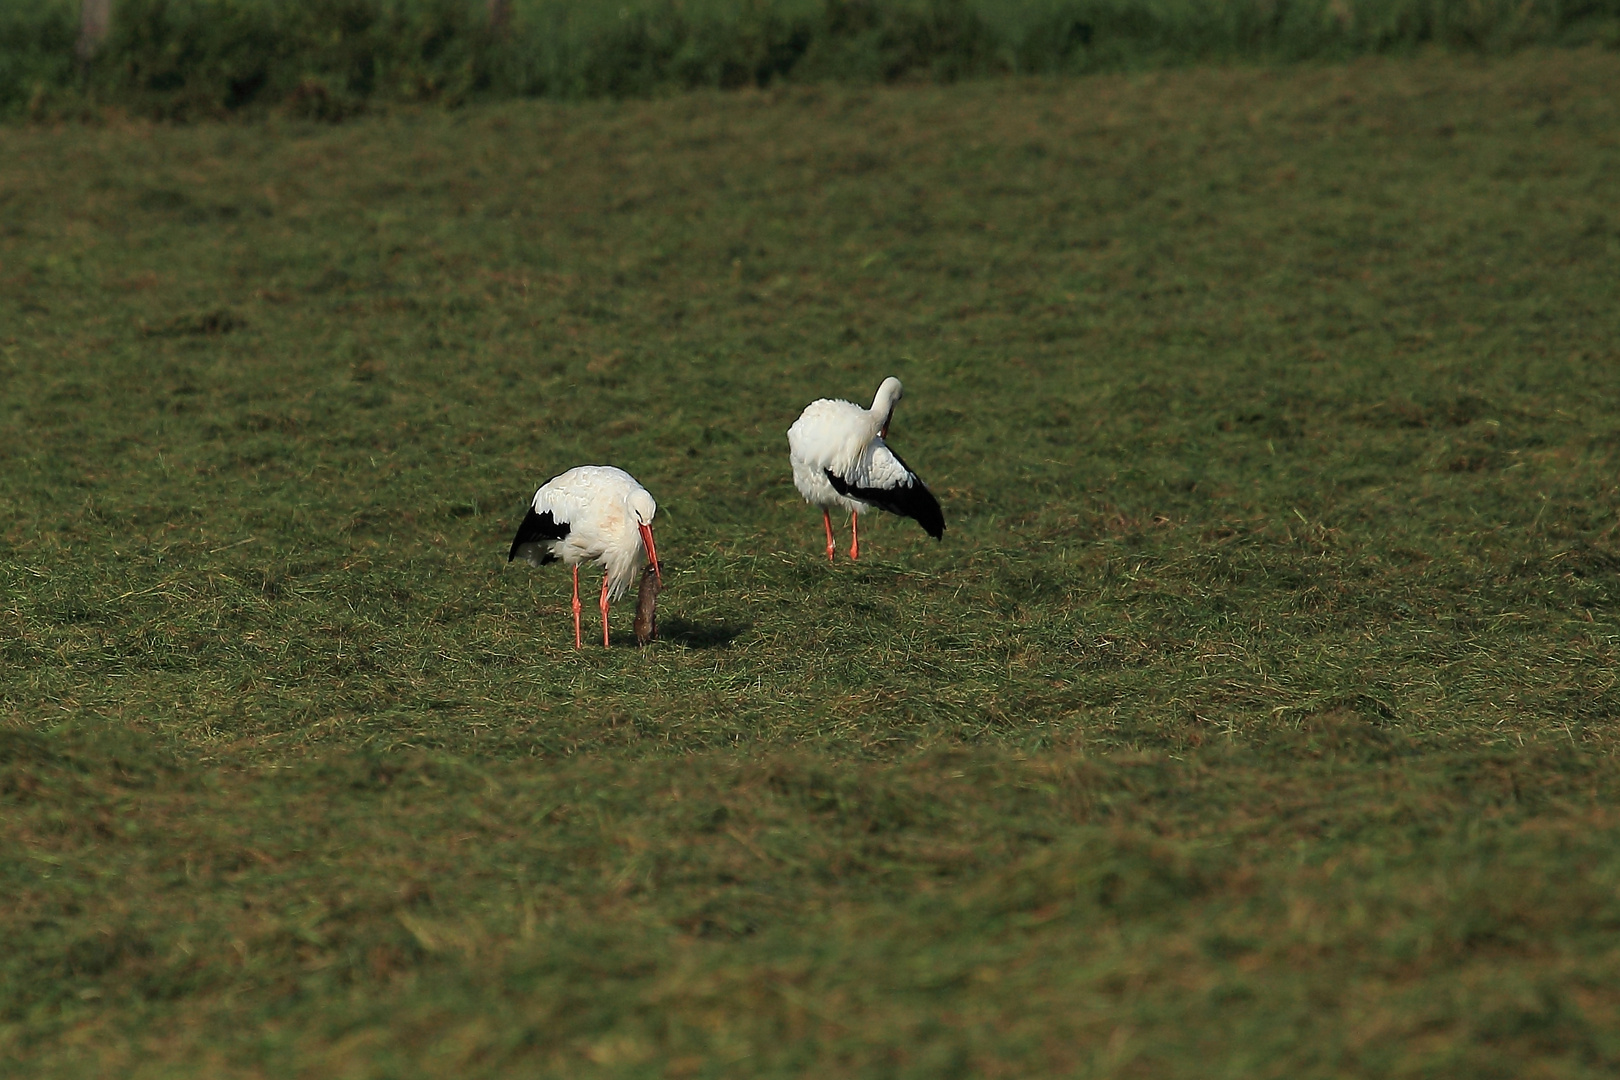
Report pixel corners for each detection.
[507,507,569,562]
[825,450,945,540]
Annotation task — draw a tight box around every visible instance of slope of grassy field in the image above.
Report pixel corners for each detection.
[4,48,1620,1077]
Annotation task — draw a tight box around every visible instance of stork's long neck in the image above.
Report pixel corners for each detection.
[870,379,902,438]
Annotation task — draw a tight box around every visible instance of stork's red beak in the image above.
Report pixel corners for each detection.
[638,523,661,584]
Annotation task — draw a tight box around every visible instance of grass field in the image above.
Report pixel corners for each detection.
[5,47,1620,1077]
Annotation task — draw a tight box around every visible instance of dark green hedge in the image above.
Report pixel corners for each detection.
[3,0,1619,118]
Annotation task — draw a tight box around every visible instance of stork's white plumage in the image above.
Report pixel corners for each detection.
[787,376,944,560]
[507,465,661,649]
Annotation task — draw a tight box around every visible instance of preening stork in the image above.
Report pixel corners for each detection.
[507,466,661,649]
[787,376,944,560]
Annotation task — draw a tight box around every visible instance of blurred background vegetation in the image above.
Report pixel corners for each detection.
[3,0,1620,119]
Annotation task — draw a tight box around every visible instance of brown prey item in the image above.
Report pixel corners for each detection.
[633,565,659,646]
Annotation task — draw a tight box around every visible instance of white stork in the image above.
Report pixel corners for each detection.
[507,465,661,649]
[787,376,944,560]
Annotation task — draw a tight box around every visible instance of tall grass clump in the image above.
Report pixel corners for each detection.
[93,0,501,119]
[2,0,1619,115]
[1009,0,1620,71]
[0,3,77,114]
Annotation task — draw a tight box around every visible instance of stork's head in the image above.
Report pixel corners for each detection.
[872,376,904,439]
[628,488,661,583]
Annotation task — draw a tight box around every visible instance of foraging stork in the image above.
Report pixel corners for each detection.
[787,376,944,560]
[507,466,661,649]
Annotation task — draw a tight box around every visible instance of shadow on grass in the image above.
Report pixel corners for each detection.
[657,618,751,649]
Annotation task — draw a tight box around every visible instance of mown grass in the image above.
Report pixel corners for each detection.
[3,48,1620,1076]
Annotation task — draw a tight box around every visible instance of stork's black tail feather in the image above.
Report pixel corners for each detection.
[825,455,945,540]
[508,507,569,562]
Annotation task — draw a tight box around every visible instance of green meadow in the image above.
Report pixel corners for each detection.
[5,46,1620,1076]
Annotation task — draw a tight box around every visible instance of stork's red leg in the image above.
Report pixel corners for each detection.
[850,511,860,560]
[570,565,583,650]
[599,573,611,648]
[822,508,836,563]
